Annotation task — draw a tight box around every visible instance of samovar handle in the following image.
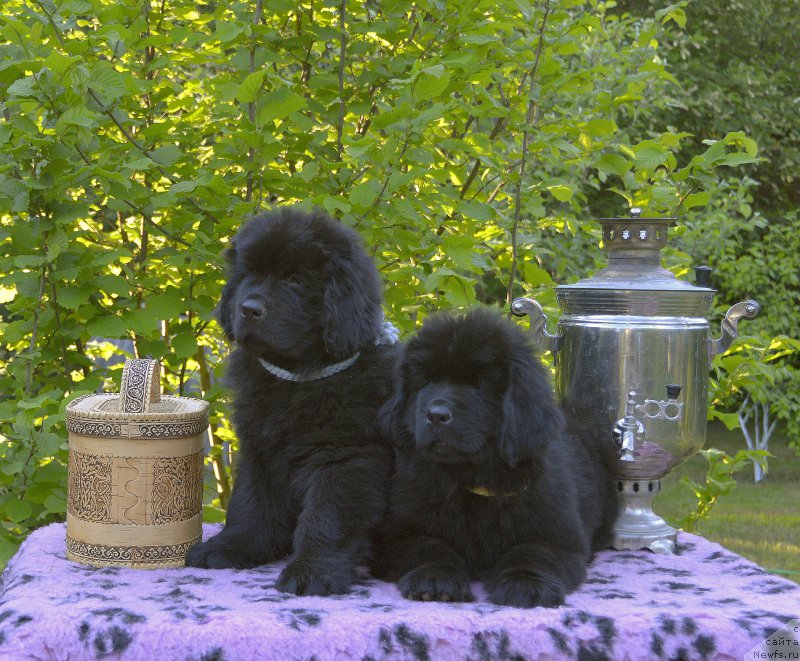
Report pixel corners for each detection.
[511,297,561,354]
[708,300,761,359]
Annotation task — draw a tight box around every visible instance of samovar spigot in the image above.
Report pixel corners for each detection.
[612,391,645,462]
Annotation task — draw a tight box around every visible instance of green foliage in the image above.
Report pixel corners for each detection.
[0,0,767,562]
[676,447,770,532]
[710,335,800,453]
[613,1,800,452]
[617,0,800,215]
[657,423,800,580]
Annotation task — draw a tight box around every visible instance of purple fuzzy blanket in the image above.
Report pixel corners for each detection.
[1,524,797,660]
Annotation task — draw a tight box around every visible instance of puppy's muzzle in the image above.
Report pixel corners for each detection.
[425,402,452,431]
[241,299,266,320]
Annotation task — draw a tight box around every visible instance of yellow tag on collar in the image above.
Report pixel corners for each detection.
[466,485,527,498]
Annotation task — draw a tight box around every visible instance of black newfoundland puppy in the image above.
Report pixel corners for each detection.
[186,207,398,596]
[374,308,618,608]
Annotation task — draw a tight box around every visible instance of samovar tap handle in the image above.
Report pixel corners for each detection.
[708,300,761,358]
[511,298,561,354]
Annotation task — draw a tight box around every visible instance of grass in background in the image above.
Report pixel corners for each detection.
[655,422,800,584]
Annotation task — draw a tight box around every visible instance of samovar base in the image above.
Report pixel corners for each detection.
[612,478,677,554]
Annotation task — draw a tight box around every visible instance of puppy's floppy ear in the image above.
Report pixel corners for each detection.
[498,347,564,467]
[378,390,408,448]
[378,358,414,449]
[216,245,240,342]
[322,250,382,357]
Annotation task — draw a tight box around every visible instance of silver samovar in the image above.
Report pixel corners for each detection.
[512,209,759,554]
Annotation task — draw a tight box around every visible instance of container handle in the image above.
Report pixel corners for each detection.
[119,359,161,413]
[511,297,561,354]
[708,300,761,359]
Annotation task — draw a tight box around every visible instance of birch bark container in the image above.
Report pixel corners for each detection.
[66,358,208,568]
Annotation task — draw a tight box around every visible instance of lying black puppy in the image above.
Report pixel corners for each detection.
[374,308,618,608]
[186,207,398,596]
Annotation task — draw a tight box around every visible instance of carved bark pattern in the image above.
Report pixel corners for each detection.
[66,419,124,436]
[66,535,201,566]
[68,451,113,522]
[68,451,202,525]
[66,418,205,438]
[121,359,151,413]
[135,421,208,438]
[151,453,204,524]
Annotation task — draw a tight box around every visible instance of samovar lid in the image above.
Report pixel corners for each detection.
[555,209,715,316]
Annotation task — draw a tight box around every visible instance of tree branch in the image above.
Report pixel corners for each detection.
[33,0,221,225]
[246,0,264,205]
[195,347,231,508]
[337,0,347,161]
[506,1,551,307]
[26,262,49,393]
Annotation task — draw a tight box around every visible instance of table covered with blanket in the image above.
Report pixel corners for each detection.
[0,523,798,660]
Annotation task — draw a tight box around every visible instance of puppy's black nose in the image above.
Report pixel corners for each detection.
[240,299,265,319]
[426,404,452,428]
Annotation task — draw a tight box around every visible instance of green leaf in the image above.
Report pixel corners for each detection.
[0,460,24,477]
[215,21,245,43]
[169,180,198,194]
[633,144,667,170]
[413,69,451,102]
[547,184,573,202]
[5,499,32,524]
[441,235,477,270]
[349,180,380,209]
[88,64,129,101]
[55,107,97,134]
[149,145,182,166]
[719,152,759,167]
[59,1,92,15]
[321,197,352,215]
[44,50,80,75]
[33,461,67,484]
[442,275,476,307]
[7,76,37,98]
[95,275,130,297]
[145,293,186,319]
[521,261,554,287]
[90,315,128,338]
[596,154,630,177]
[656,5,687,28]
[682,191,710,210]
[256,87,307,123]
[17,392,59,410]
[583,119,617,137]
[172,332,198,359]
[58,286,90,310]
[236,70,266,103]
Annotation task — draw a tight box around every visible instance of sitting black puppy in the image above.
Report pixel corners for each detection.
[373,308,618,608]
[186,207,398,596]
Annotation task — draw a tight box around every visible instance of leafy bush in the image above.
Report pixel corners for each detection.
[0,0,764,562]
[675,448,770,532]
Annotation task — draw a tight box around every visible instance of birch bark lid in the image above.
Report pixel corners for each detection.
[66,358,209,439]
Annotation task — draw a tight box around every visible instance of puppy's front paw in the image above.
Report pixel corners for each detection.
[185,540,261,570]
[487,572,565,608]
[277,559,352,596]
[398,564,474,603]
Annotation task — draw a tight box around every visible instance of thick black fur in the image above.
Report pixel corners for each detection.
[373,308,618,608]
[186,207,398,597]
